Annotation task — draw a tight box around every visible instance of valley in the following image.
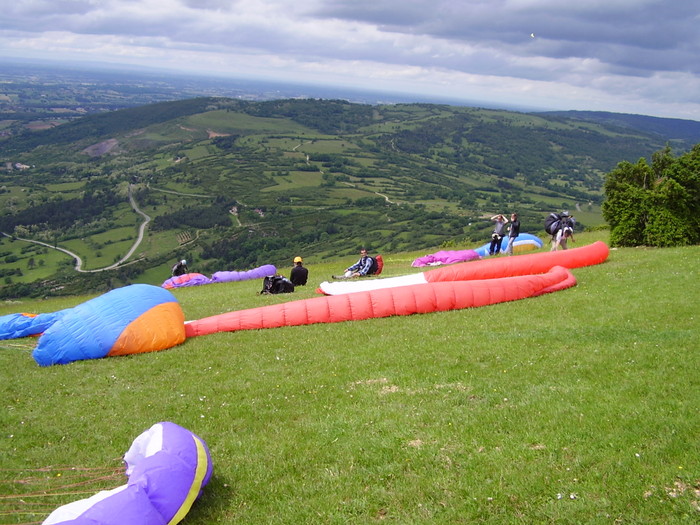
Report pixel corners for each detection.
[1,65,699,298]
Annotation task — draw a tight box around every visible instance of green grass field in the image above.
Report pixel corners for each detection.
[1,232,698,524]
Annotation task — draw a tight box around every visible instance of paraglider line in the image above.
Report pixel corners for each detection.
[0,464,124,522]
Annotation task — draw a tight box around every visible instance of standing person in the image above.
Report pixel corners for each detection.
[488,214,509,256]
[171,259,188,276]
[335,248,374,279]
[290,256,308,286]
[504,213,520,256]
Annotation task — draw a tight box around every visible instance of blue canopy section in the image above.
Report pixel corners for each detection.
[474,233,543,257]
[0,310,68,340]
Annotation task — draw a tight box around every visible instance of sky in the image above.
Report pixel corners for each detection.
[2,0,699,121]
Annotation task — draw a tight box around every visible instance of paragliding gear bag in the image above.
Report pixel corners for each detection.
[365,254,383,276]
[371,254,383,275]
[261,275,295,294]
[545,213,575,236]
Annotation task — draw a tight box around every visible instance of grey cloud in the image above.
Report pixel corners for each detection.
[310,0,700,75]
[1,0,698,118]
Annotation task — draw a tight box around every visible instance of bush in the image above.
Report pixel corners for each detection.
[602,144,700,247]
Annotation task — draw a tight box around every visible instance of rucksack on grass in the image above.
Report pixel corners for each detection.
[261,275,295,294]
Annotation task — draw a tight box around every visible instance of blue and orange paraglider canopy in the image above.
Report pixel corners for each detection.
[3,284,186,366]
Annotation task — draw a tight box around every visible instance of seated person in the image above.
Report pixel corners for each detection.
[336,248,375,279]
[290,256,308,286]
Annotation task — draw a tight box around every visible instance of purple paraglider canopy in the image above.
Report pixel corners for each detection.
[162,272,213,289]
[162,264,276,289]
[211,264,276,283]
[412,249,481,267]
[42,421,212,525]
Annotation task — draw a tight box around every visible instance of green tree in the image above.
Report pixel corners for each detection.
[602,144,700,247]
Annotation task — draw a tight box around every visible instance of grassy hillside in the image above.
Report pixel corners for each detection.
[0,98,692,297]
[539,110,700,145]
[1,234,698,523]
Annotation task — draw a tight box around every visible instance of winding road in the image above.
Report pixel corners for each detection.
[2,184,150,273]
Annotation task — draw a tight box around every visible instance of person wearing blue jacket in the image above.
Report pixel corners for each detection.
[337,248,374,278]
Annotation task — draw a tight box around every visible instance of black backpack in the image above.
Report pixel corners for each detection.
[261,275,295,294]
[367,257,378,275]
[544,213,562,235]
[545,213,575,235]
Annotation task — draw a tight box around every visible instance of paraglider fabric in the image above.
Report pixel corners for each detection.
[411,249,480,267]
[426,240,608,283]
[42,421,212,525]
[318,241,609,296]
[410,234,542,266]
[0,310,68,340]
[162,272,212,289]
[211,264,276,283]
[4,243,608,366]
[31,284,185,366]
[184,265,576,338]
[473,233,543,257]
[162,265,276,289]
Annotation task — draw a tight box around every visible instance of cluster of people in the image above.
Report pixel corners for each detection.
[488,213,520,256]
[170,209,575,290]
[488,210,575,254]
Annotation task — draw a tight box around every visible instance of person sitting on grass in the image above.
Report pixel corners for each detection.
[335,248,375,279]
[290,256,308,286]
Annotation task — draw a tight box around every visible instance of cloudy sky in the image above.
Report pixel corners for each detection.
[2,0,699,120]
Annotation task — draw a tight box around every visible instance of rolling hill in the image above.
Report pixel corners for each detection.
[0,97,696,297]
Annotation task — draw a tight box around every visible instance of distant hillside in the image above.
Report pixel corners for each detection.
[538,110,700,145]
[0,97,694,297]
